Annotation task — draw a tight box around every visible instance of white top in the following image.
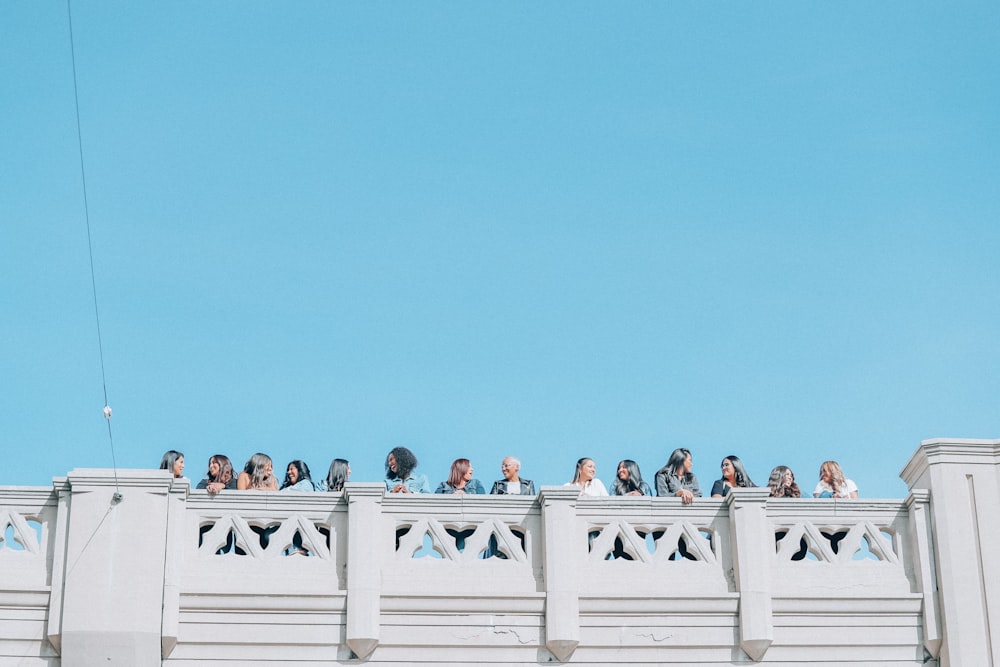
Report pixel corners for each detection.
[506,481,522,495]
[813,478,859,498]
[565,479,609,497]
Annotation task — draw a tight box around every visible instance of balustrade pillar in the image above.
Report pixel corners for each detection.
[902,438,1000,666]
[726,487,774,661]
[344,483,386,660]
[539,486,582,662]
[50,469,182,666]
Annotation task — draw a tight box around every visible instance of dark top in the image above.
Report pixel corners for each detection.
[654,468,702,498]
[196,478,238,490]
[489,478,536,495]
[710,479,730,497]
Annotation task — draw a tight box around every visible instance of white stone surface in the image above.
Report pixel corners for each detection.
[0,439,997,665]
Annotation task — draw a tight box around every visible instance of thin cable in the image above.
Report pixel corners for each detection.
[67,0,120,494]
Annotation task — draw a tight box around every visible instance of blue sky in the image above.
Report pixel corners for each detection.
[2,2,998,497]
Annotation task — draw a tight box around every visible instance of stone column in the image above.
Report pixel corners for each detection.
[344,483,385,660]
[901,438,1000,667]
[539,486,581,662]
[52,469,180,666]
[727,487,773,662]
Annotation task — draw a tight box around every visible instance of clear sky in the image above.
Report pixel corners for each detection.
[2,2,998,498]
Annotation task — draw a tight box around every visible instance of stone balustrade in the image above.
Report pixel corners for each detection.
[2,438,999,666]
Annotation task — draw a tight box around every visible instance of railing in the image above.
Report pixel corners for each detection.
[6,439,1000,666]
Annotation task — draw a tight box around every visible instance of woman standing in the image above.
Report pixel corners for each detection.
[280,460,316,491]
[710,455,756,497]
[813,461,859,498]
[565,458,608,496]
[768,465,801,498]
[322,459,351,492]
[237,453,279,491]
[612,460,652,496]
[654,448,701,504]
[384,446,430,493]
[435,458,486,494]
[160,450,185,478]
[196,454,237,494]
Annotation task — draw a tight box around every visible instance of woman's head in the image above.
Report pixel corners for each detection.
[244,453,274,489]
[572,458,596,484]
[325,458,350,492]
[386,447,418,481]
[720,455,754,488]
[207,454,234,485]
[282,460,312,489]
[768,465,801,498]
[819,461,846,491]
[666,448,692,477]
[160,450,184,478]
[448,458,473,487]
[614,459,645,494]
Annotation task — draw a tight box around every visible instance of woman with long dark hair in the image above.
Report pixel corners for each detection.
[322,458,351,492]
[654,448,701,504]
[281,460,316,491]
[710,455,756,497]
[612,460,652,496]
[160,450,185,478]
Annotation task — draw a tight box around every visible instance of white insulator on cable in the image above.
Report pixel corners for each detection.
[103,405,113,420]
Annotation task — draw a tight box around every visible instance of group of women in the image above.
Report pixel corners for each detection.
[159,447,860,501]
[158,450,351,494]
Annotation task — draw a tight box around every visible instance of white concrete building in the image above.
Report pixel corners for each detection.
[1,438,997,666]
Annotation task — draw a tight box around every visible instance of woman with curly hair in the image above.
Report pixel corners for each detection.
[767,465,801,498]
[710,455,756,497]
[280,460,316,491]
[384,446,430,493]
[237,453,279,491]
[813,460,859,498]
[196,454,237,494]
[613,459,652,496]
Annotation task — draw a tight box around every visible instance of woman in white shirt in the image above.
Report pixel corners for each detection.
[813,460,859,498]
[565,457,608,496]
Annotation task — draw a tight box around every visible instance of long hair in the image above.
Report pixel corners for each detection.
[386,447,418,481]
[243,453,273,490]
[571,458,594,485]
[768,465,801,498]
[666,448,692,480]
[160,450,184,477]
[281,460,313,490]
[723,455,755,488]
[325,458,350,492]
[819,460,847,495]
[613,459,647,495]
[207,454,234,485]
[448,458,471,488]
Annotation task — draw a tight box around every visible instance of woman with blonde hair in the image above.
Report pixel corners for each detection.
[237,453,279,490]
[813,460,858,498]
[565,457,608,496]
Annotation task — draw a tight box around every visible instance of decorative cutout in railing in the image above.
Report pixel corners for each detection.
[587,519,716,563]
[0,511,42,555]
[394,518,528,562]
[774,521,897,564]
[198,513,332,559]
